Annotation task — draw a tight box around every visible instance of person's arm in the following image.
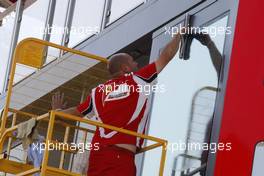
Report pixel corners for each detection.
[207,40,222,75]
[155,33,181,74]
[58,106,83,117]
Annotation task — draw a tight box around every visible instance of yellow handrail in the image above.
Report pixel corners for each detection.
[2,108,162,154]
[0,109,168,175]
[0,113,49,153]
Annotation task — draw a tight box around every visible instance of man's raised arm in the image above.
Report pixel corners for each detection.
[155,33,181,73]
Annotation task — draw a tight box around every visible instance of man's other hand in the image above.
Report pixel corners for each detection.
[51,92,68,110]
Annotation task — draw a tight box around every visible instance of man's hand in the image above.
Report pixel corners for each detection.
[51,92,82,117]
[155,32,181,73]
[194,33,212,46]
[51,92,68,110]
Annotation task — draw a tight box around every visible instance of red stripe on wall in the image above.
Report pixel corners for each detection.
[214,0,264,175]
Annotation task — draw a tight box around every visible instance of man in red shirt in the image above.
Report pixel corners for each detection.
[52,32,181,176]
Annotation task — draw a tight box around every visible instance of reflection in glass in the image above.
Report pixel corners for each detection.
[68,0,105,47]
[107,0,144,25]
[142,16,228,175]
[0,10,15,92]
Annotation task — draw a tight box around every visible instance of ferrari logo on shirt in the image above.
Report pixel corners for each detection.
[103,83,130,102]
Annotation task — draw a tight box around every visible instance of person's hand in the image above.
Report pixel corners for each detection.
[193,33,212,46]
[51,92,67,110]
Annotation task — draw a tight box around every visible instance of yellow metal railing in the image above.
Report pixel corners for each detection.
[0,38,168,175]
[0,109,168,175]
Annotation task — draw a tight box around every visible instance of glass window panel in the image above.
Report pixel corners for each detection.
[252,142,264,176]
[48,0,69,60]
[0,10,16,92]
[15,0,49,85]
[107,0,144,25]
[18,0,49,42]
[142,16,229,175]
[68,0,105,47]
